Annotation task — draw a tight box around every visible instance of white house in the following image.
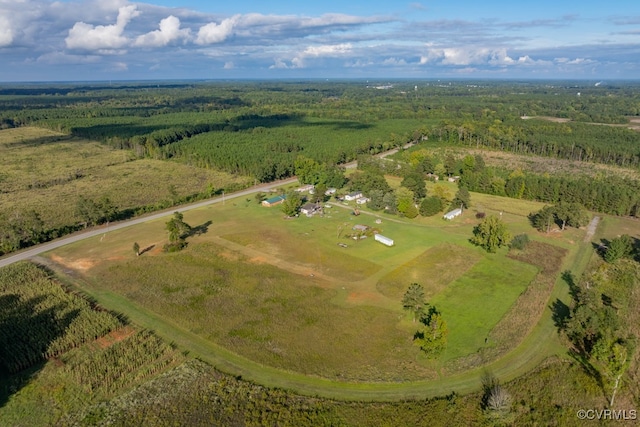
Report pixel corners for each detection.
[356,197,370,205]
[295,184,315,193]
[443,208,463,220]
[324,187,337,196]
[375,234,394,246]
[300,203,321,216]
[345,191,363,201]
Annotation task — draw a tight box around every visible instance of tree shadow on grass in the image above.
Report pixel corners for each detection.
[550,298,571,331]
[561,270,580,303]
[139,244,155,256]
[188,220,212,238]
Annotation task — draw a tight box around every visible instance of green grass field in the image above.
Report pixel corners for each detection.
[44,189,565,384]
[433,255,538,362]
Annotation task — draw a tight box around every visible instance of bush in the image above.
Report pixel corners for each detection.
[419,196,443,217]
[163,241,187,252]
[404,203,419,219]
[476,212,486,219]
[510,234,530,250]
[604,234,633,263]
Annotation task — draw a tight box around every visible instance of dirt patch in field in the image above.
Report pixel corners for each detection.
[249,256,267,264]
[95,326,136,349]
[49,254,96,271]
[521,115,571,123]
[219,250,241,262]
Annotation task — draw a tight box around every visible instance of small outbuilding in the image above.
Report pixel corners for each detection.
[262,195,287,207]
[325,187,337,196]
[295,184,315,193]
[375,234,394,247]
[355,197,370,205]
[443,208,463,220]
[345,191,363,201]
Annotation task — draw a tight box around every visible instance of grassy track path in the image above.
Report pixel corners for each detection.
[35,256,562,401]
[33,210,599,401]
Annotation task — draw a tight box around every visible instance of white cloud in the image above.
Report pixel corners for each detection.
[223,61,234,69]
[302,43,352,57]
[196,15,239,45]
[0,15,13,46]
[269,58,290,69]
[134,15,190,47]
[382,57,407,66]
[65,5,140,50]
[287,43,353,68]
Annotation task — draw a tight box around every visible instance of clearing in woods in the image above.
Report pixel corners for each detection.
[43,189,576,389]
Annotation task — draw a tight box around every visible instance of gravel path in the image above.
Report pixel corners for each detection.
[584,215,601,242]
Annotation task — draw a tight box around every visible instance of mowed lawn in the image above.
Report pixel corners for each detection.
[431,256,539,362]
[46,191,549,381]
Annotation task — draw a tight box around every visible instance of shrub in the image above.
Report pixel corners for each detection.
[476,212,486,219]
[510,233,530,250]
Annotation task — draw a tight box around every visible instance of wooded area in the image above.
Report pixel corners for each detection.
[1,80,638,254]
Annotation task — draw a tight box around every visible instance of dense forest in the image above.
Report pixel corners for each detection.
[1,80,639,180]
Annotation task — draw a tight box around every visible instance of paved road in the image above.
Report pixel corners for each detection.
[0,143,412,269]
[0,177,298,269]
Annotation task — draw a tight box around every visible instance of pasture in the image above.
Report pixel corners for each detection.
[45,189,567,382]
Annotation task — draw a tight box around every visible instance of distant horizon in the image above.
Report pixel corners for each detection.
[2,1,639,81]
[1,77,639,86]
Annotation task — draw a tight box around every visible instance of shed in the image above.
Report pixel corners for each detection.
[356,197,370,205]
[352,224,369,232]
[262,195,286,207]
[443,208,462,220]
[375,234,394,247]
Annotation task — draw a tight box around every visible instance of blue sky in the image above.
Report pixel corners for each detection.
[1,0,639,81]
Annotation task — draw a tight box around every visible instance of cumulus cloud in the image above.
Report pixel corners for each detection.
[0,15,13,46]
[196,15,239,45]
[302,43,352,57]
[289,43,353,68]
[134,15,190,47]
[418,45,550,68]
[269,58,290,69]
[65,5,140,51]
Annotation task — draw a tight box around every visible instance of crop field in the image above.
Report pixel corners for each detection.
[0,261,186,426]
[0,127,251,229]
[43,189,569,383]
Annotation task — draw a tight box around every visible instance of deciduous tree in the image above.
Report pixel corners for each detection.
[414,308,448,357]
[471,215,511,253]
[419,196,443,217]
[281,191,303,217]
